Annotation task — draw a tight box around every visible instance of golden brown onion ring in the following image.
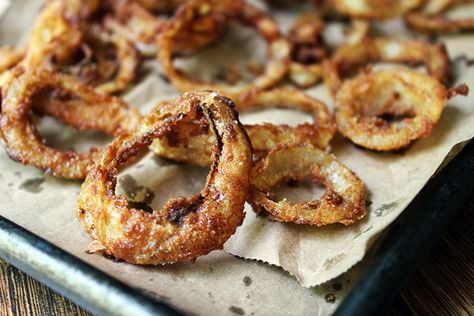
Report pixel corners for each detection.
[323,37,450,95]
[77,91,252,264]
[250,144,366,226]
[0,69,141,179]
[151,88,336,166]
[330,0,422,19]
[405,0,474,33]
[335,67,468,151]
[158,0,290,102]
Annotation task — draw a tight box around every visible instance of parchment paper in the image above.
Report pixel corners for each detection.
[1,1,474,315]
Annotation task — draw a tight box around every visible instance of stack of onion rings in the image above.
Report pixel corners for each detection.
[77,91,252,264]
[0,68,141,179]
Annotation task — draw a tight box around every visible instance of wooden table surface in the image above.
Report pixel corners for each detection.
[1,197,473,315]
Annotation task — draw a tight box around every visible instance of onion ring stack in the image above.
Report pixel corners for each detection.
[77,91,252,264]
[0,0,471,264]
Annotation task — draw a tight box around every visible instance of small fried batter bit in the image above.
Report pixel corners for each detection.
[250,144,366,226]
[77,92,253,264]
[335,67,468,151]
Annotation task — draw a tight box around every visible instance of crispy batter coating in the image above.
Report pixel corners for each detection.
[158,0,291,102]
[405,0,474,33]
[0,69,141,179]
[335,67,468,151]
[323,37,451,95]
[77,91,253,264]
[151,88,336,166]
[250,144,366,226]
[0,47,24,75]
[331,0,422,20]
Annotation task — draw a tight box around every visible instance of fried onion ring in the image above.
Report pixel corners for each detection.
[335,67,468,151]
[323,37,450,95]
[250,144,366,226]
[405,0,474,33]
[158,0,290,101]
[288,14,369,88]
[0,68,141,179]
[77,91,252,264]
[151,88,336,166]
[21,0,138,94]
[330,0,422,19]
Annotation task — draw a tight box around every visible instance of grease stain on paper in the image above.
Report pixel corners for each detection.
[323,253,346,270]
[243,276,252,286]
[229,306,245,315]
[374,199,403,217]
[19,177,45,193]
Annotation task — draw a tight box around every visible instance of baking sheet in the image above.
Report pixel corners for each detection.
[1,1,474,315]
